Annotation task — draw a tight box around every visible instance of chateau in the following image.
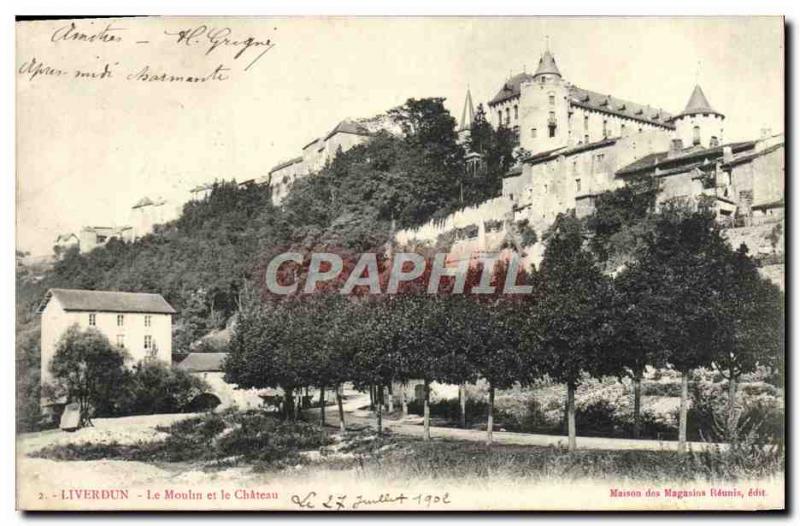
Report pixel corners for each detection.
[397,49,785,268]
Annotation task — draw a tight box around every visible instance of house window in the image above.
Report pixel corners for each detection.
[88,313,96,326]
[117,314,124,327]
[144,315,152,327]
[576,179,582,192]
[116,335,125,348]
[144,335,153,350]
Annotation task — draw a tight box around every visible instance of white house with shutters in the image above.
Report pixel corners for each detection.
[38,288,176,390]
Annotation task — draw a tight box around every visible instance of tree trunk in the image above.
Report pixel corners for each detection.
[678,372,689,453]
[387,383,394,413]
[727,371,737,441]
[459,383,467,429]
[336,384,346,434]
[567,382,577,451]
[423,379,431,441]
[283,387,295,421]
[401,382,408,418]
[486,383,495,445]
[377,384,384,436]
[633,375,642,439]
[319,385,326,437]
[369,384,375,410]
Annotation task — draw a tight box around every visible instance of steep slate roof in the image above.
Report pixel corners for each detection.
[177,352,228,372]
[324,119,371,141]
[678,85,722,117]
[488,73,535,106]
[533,50,561,77]
[568,86,674,128]
[40,288,176,314]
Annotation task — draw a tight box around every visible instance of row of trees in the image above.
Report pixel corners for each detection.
[225,207,784,451]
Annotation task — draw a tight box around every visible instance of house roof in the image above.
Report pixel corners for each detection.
[39,288,176,314]
[177,352,228,372]
[132,197,154,209]
[518,137,618,169]
[324,119,371,141]
[568,86,674,128]
[268,156,303,175]
[677,85,722,118]
[488,73,536,106]
[616,141,757,177]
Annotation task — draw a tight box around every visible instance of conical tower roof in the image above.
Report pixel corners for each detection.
[533,49,561,78]
[679,85,722,117]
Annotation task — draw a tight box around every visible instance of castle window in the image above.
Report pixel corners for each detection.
[584,134,589,144]
[576,179,582,192]
[88,313,96,326]
[584,115,589,131]
[602,120,609,138]
[620,124,626,136]
[514,105,519,120]
[549,126,556,138]
[531,128,537,138]
[498,111,502,124]
[549,93,555,106]
[710,136,719,147]
[693,125,701,145]
[572,159,578,175]
[639,127,643,134]
[505,108,510,125]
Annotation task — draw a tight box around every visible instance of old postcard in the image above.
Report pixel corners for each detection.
[15,16,785,511]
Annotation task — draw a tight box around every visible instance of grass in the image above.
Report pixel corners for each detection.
[30,409,332,469]
[30,410,784,483]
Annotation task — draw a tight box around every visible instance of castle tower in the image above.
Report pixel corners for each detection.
[672,85,725,149]
[518,49,571,153]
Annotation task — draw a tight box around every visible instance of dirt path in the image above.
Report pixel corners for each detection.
[317,389,722,452]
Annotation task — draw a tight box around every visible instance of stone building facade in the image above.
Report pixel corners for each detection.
[397,49,784,271]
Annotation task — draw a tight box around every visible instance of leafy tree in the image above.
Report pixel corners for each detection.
[536,214,612,451]
[713,244,784,438]
[117,360,209,416]
[632,205,733,452]
[48,325,129,427]
[606,263,670,438]
[224,288,305,420]
[465,104,517,205]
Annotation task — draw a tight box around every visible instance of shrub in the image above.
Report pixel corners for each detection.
[113,361,209,416]
[642,382,682,397]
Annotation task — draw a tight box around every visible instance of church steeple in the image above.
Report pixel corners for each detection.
[459,87,475,131]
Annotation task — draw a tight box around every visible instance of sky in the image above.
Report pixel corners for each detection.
[16,16,784,256]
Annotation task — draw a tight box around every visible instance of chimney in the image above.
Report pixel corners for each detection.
[723,146,733,163]
[669,138,683,157]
